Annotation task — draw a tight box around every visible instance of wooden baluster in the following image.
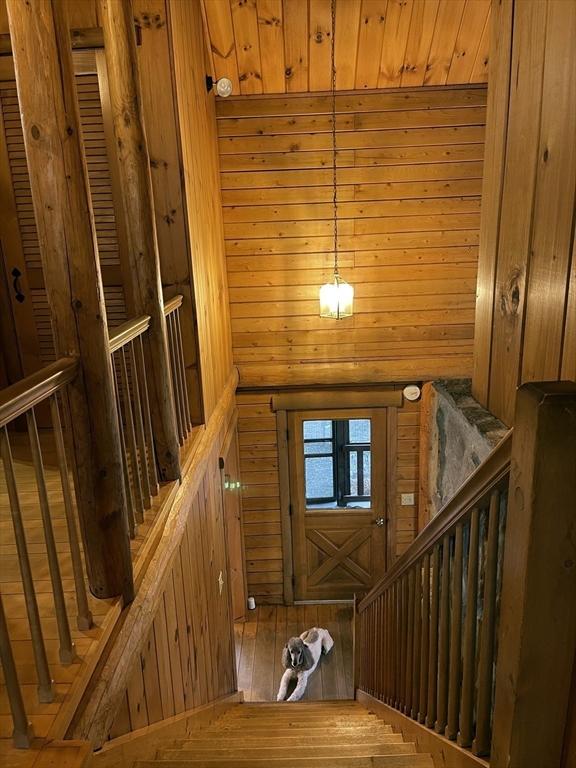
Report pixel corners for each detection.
[419,552,430,723]
[386,588,392,704]
[374,599,380,698]
[436,534,451,733]
[0,593,34,748]
[174,309,192,431]
[0,427,53,703]
[128,341,151,507]
[426,544,440,728]
[26,409,74,665]
[50,396,93,631]
[395,579,401,708]
[399,575,407,711]
[473,490,500,757]
[113,371,137,539]
[171,311,188,438]
[446,522,464,739]
[136,335,158,495]
[412,561,422,719]
[459,507,480,748]
[405,568,415,715]
[119,346,144,521]
[167,313,185,444]
[380,596,385,699]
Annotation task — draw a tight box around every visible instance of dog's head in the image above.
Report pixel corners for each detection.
[282,636,313,671]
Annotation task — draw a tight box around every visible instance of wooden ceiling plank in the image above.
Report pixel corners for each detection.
[308,0,332,92]
[355,0,388,90]
[283,0,309,92]
[335,0,362,90]
[377,0,414,88]
[203,0,241,93]
[423,0,465,86]
[256,0,285,93]
[446,0,491,85]
[400,0,440,88]
[470,5,491,84]
[231,0,263,94]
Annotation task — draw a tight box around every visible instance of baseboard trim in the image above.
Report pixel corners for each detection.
[356,690,489,768]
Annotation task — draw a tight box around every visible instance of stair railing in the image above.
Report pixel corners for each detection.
[0,358,93,747]
[164,295,192,445]
[109,315,159,538]
[357,430,512,759]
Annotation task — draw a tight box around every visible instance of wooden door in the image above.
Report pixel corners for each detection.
[289,409,387,601]
[221,430,247,622]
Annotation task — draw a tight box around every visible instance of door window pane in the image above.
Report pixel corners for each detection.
[303,420,332,440]
[304,440,333,455]
[305,456,334,499]
[349,419,370,443]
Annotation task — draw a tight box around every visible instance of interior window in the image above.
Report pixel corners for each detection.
[303,418,371,508]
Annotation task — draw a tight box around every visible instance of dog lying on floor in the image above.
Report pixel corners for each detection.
[276,626,334,701]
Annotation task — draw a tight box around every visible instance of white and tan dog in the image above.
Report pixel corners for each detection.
[276,626,334,701]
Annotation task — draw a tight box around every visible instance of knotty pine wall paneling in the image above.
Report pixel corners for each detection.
[237,391,420,603]
[168,0,234,419]
[217,86,486,388]
[472,0,576,426]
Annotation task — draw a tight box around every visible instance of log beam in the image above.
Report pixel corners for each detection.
[492,381,576,767]
[6,0,134,601]
[97,0,181,482]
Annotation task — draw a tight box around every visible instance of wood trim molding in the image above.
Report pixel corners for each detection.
[271,389,403,412]
[356,691,489,768]
[276,409,294,604]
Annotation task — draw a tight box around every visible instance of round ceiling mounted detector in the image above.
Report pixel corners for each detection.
[403,385,421,402]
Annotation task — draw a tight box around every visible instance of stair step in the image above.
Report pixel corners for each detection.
[174,731,396,748]
[157,742,414,760]
[137,756,433,768]
[212,716,380,729]
[231,702,363,711]
[175,725,395,742]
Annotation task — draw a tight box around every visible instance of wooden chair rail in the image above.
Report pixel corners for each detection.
[0,357,78,427]
[108,315,151,353]
[358,429,512,613]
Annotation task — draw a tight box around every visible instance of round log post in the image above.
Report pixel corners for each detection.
[6,0,134,601]
[97,0,181,482]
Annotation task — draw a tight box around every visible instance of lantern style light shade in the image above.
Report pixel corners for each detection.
[319,274,354,319]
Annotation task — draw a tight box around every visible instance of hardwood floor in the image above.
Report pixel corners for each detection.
[234,604,354,702]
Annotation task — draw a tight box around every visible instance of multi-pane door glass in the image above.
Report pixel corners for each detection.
[303,418,371,508]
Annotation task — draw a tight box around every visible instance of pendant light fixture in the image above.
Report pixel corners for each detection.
[319,0,353,319]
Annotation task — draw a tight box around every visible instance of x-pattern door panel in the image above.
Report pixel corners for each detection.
[289,408,387,601]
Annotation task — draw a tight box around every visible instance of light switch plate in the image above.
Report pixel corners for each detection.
[401,493,415,506]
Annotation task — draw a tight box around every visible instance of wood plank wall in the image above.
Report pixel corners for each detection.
[168,0,234,420]
[216,86,486,388]
[237,390,420,604]
[472,0,576,426]
[106,453,236,740]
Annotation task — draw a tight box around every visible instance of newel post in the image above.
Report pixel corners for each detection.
[6,0,134,600]
[97,0,181,482]
[491,382,576,767]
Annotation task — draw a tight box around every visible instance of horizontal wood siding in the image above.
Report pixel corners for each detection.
[237,390,420,603]
[217,86,486,388]
[472,0,576,426]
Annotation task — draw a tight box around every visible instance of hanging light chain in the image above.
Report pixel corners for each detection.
[331,0,338,278]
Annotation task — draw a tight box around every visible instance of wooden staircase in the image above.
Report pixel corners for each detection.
[133,701,433,768]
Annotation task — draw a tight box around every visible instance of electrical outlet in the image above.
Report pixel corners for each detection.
[401,493,415,506]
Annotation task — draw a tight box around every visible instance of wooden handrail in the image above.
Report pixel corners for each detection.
[358,429,513,613]
[163,294,183,315]
[108,315,150,353]
[0,357,78,428]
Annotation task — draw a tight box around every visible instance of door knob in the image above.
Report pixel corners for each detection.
[374,517,385,527]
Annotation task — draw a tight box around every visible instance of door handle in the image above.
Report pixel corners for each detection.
[374,517,385,527]
[12,267,25,303]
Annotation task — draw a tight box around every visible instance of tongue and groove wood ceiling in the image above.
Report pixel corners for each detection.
[201,0,491,96]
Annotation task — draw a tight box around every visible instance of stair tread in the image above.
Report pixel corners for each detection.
[174,732,397,747]
[136,757,433,768]
[157,743,415,759]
